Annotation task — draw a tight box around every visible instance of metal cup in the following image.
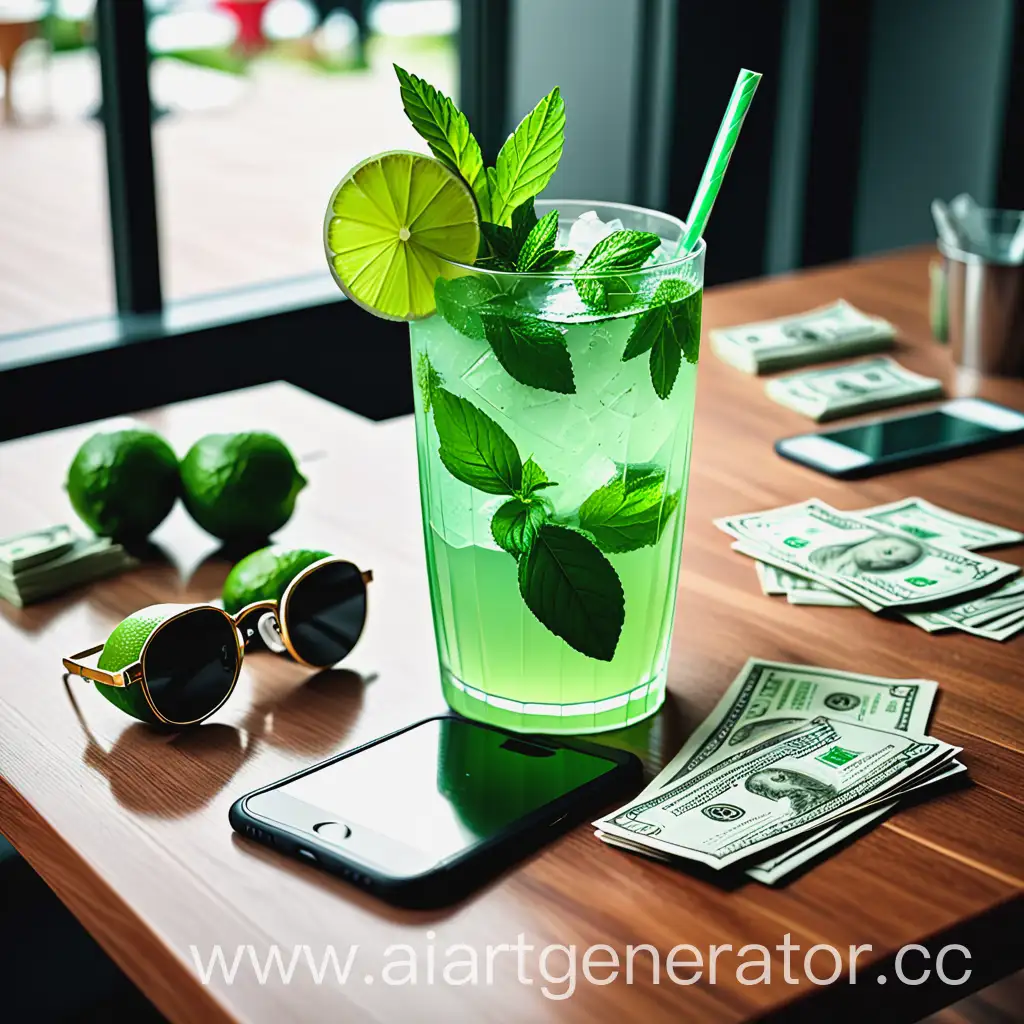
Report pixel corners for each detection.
[939,234,1024,377]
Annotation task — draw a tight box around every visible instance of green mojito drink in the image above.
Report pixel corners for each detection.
[410,200,703,733]
[322,67,731,734]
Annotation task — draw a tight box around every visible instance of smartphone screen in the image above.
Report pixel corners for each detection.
[778,399,1024,476]
[822,407,1005,459]
[246,718,620,875]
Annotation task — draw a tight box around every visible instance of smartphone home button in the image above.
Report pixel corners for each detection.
[314,821,352,842]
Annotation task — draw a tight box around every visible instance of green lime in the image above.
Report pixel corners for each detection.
[180,432,307,543]
[95,605,180,724]
[222,546,331,614]
[324,150,480,321]
[66,428,179,539]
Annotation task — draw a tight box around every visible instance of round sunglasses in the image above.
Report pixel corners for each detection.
[62,557,372,727]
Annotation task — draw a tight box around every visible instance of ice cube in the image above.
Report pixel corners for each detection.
[567,211,625,260]
[429,472,506,551]
[418,316,489,383]
[549,453,617,514]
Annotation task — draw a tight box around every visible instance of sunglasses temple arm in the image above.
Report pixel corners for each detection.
[362,569,373,585]
[62,645,128,688]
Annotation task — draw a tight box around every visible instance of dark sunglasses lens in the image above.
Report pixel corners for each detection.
[285,561,366,667]
[142,609,239,724]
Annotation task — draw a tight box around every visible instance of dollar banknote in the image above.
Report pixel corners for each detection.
[862,497,1024,550]
[710,300,896,375]
[719,499,1019,613]
[642,659,938,791]
[903,577,1024,635]
[754,559,857,606]
[595,660,962,881]
[0,524,75,574]
[746,757,970,883]
[756,499,1024,614]
[765,357,943,421]
[596,714,958,870]
[0,527,137,607]
[745,499,1024,638]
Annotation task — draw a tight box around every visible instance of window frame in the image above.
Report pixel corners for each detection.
[0,0,506,440]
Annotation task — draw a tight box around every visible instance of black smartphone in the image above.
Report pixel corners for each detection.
[229,715,641,907]
[775,397,1024,478]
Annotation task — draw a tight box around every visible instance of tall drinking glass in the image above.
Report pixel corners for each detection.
[410,201,704,734]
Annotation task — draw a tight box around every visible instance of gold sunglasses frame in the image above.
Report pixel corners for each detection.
[62,557,373,727]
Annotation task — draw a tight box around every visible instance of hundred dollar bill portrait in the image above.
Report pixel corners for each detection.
[808,534,924,577]
[745,768,838,814]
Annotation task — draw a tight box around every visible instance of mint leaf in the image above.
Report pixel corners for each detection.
[574,275,607,310]
[650,278,702,365]
[620,278,702,396]
[491,87,565,226]
[618,461,665,492]
[677,287,702,364]
[518,525,624,661]
[491,497,545,557]
[478,222,517,269]
[517,209,558,271]
[483,313,575,394]
[621,305,665,361]
[651,324,681,399]
[580,230,661,271]
[416,352,443,412]
[394,65,490,219]
[434,275,497,339]
[520,456,557,495]
[529,248,575,272]
[510,199,538,254]
[578,469,680,552]
[573,230,661,311]
[432,388,522,494]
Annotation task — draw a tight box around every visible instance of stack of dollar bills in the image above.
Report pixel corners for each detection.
[710,300,896,374]
[765,356,943,421]
[0,525,137,607]
[719,498,1024,642]
[595,659,961,884]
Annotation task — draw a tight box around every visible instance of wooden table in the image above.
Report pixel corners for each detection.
[1,249,1022,1023]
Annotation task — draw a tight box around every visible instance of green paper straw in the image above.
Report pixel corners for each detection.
[675,68,762,256]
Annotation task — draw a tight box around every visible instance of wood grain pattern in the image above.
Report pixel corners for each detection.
[1,248,1022,1023]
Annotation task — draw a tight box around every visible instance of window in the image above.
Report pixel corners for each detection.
[0,0,114,333]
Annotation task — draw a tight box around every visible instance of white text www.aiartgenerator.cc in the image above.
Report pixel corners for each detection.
[188,932,972,1000]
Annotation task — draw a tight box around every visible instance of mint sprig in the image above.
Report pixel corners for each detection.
[490,87,566,226]
[394,64,490,220]
[432,388,522,494]
[621,278,702,399]
[578,466,680,553]
[516,209,573,272]
[518,525,624,662]
[483,312,575,394]
[425,378,623,661]
[573,230,661,310]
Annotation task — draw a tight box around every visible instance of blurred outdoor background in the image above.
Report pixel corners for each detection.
[0,0,458,334]
[0,0,1021,428]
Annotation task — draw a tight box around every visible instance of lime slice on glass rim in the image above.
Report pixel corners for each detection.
[323,150,480,321]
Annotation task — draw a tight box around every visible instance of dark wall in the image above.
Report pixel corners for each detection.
[665,0,1021,284]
